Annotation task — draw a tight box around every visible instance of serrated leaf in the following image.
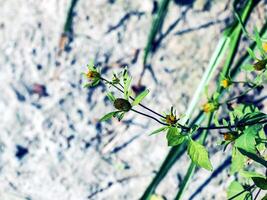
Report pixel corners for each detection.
[252,177,267,190]
[149,127,168,136]
[230,147,245,174]
[132,89,149,106]
[227,181,251,200]
[187,139,213,171]
[99,111,119,121]
[235,125,260,154]
[166,127,185,146]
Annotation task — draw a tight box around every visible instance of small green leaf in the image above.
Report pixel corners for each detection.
[83,83,91,88]
[116,112,125,121]
[187,139,213,171]
[99,111,119,121]
[149,127,168,136]
[230,147,245,174]
[107,92,116,102]
[132,89,149,106]
[241,64,254,71]
[222,119,228,127]
[252,177,267,190]
[247,47,257,60]
[227,181,251,200]
[166,127,185,146]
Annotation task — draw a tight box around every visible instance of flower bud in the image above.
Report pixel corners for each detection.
[202,102,218,113]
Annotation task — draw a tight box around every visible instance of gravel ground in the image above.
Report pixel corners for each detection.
[0,0,266,200]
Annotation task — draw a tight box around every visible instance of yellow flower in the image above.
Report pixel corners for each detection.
[262,42,267,53]
[165,114,177,125]
[202,102,218,113]
[220,79,231,89]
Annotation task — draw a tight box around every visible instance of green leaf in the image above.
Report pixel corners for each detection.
[222,119,228,127]
[252,177,267,190]
[99,111,119,121]
[241,64,254,71]
[239,170,265,179]
[166,127,185,146]
[235,125,260,154]
[107,92,116,102]
[230,147,245,174]
[227,181,251,200]
[187,139,212,171]
[254,27,265,57]
[149,127,168,136]
[132,89,149,106]
[247,47,257,60]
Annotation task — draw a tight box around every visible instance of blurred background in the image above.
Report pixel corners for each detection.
[0,0,266,199]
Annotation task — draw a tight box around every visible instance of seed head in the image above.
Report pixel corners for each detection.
[113,98,132,112]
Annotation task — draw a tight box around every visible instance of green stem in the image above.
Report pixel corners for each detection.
[174,113,213,200]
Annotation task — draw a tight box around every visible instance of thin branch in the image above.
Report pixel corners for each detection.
[130,108,168,126]
[254,189,261,200]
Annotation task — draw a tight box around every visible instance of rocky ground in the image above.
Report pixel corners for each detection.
[0,0,266,200]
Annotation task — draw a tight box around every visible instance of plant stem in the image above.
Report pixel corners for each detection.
[101,77,166,119]
[254,189,261,200]
[228,184,255,200]
[130,108,167,126]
